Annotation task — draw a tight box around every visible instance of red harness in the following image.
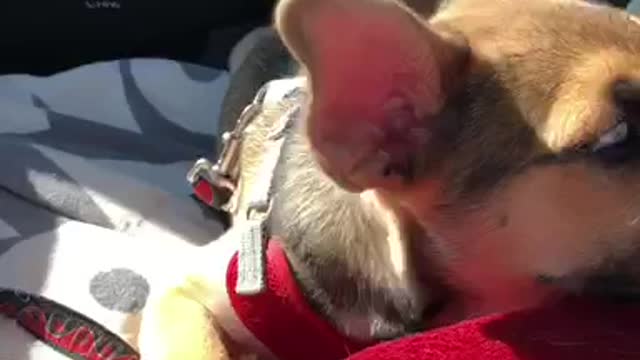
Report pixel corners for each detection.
[226,238,372,360]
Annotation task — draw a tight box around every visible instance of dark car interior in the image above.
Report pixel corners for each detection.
[1,0,630,77]
[0,0,275,76]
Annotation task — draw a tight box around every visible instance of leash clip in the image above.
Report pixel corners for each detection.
[187,84,270,210]
[186,158,234,210]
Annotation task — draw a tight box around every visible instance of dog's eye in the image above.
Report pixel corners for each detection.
[590,121,638,163]
[593,122,629,151]
[592,78,640,163]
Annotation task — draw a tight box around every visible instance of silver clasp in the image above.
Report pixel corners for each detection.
[186,83,270,209]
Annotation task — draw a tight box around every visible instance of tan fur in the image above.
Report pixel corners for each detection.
[138,0,640,358]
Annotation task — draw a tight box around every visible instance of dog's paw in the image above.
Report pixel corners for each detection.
[138,287,231,360]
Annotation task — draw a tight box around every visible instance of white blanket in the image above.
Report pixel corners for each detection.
[0,57,233,359]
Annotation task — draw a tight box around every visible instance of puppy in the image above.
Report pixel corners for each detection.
[139,0,640,358]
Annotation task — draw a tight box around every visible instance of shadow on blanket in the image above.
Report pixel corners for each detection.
[0,143,110,360]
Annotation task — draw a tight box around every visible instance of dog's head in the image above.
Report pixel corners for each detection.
[275,0,640,318]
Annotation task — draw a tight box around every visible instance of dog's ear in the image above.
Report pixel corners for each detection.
[275,0,470,192]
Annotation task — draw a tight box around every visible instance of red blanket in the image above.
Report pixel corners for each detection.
[348,298,640,360]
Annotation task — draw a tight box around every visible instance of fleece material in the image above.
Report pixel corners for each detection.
[348,297,640,360]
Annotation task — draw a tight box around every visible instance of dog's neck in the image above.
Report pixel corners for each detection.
[265,117,443,341]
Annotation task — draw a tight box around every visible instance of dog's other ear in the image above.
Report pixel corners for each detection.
[275,0,470,192]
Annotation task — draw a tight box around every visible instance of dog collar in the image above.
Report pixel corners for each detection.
[222,79,371,358]
[189,78,375,359]
[226,237,372,360]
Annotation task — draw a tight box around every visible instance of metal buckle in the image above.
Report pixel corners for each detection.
[187,82,271,210]
[186,159,231,209]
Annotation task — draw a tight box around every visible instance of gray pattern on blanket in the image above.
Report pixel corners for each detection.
[90,268,151,313]
[8,60,216,163]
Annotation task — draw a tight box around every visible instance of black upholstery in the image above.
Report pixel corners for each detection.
[0,0,629,76]
[0,0,275,75]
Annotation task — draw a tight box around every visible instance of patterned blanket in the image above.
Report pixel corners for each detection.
[0,57,234,359]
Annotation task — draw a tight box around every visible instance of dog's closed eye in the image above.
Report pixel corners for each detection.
[588,80,640,164]
[593,121,629,152]
[590,119,640,165]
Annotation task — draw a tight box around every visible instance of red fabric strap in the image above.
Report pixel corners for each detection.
[227,238,372,360]
[0,289,139,360]
[193,179,215,206]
